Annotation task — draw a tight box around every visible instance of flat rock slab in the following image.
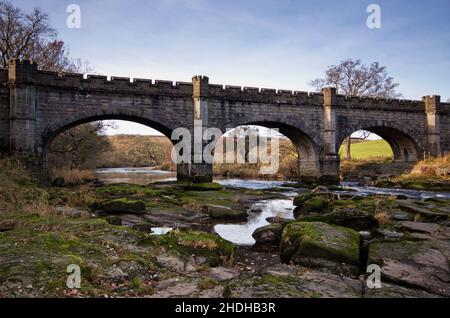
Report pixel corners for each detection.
[208,267,240,281]
[398,203,447,217]
[398,221,441,235]
[227,266,362,298]
[368,239,450,296]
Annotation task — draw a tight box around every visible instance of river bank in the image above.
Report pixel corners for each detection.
[0,160,449,298]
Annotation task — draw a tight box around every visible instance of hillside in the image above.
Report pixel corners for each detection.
[339,139,392,160]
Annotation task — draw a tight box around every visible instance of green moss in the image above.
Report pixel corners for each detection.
[140,230,235,266]
[281,222,360,266]
[102,198,147,214]
[182,182,224,191]
[197,277,218,290]
[97,183,159,196]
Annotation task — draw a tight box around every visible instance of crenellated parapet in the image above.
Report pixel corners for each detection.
[334,94,425,112]
[208,84,324,105]
[0,59,191,96]
[33,70,194,96]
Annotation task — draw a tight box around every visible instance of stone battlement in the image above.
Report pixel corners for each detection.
[32,69,193,95]
[0,60,444,112]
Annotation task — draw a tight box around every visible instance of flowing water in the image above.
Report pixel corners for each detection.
[95,168,450,245]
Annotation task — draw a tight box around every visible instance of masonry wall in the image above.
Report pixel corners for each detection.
[440,103,450,154]
[0,69,9,151]
[1,59,449,182]
[32,71,194,155]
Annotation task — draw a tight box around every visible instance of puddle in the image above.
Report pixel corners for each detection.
[214,199,295,246]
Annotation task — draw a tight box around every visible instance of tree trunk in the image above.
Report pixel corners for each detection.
[345,137,352,160]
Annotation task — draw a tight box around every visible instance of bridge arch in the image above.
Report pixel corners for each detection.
[40,113,176,168]
[337,125,421,162]
[213,120,321,178]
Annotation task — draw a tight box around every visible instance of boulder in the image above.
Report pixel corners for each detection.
[266,216,293,226]
[280,222,360,268]
[102,198,147,214]
[298,208,379,231]
[293,193,332,217]
[252,223,283,245]
[207,205,247,220]
[368,240,450,296]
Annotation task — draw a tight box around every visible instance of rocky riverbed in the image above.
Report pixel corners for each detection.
[0,177,449,298]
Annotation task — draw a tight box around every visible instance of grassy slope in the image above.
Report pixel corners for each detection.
[339,139,393,160]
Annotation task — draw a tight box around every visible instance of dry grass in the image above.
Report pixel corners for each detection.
[178,237,219,250]
[410,154,450,176]
[65,191,98,207]
[50,169,96,185]
[374,196,391,225]
[23,200,57,217]
[374,211,391,225]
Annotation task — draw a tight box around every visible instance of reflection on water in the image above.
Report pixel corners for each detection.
[214,199,295,246]
[95,167,176,185]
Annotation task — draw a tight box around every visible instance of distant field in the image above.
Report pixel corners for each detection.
[339,139,393,160]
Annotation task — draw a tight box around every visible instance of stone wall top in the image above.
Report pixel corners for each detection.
[208,84,324,105]
[0,60,440,112]
[335,94,425,112]
[32,70,193,96]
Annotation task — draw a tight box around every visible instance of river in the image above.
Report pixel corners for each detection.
[95,167,450,245]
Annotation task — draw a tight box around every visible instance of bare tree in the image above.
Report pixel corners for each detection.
[310,59,401,160]
[0,1,89,72]
[48,122,114,169]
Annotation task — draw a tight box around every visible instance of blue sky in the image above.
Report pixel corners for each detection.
[15,0,450,135]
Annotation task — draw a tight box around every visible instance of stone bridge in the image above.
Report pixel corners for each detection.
[1,59,449,183]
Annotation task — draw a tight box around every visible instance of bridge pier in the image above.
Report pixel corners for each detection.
[177,163,213,183]
[8,60,38,154]
[424,95,441,157]
[319,87,341,184]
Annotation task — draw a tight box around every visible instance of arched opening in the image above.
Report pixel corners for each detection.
[338,127,420,178]
[212,122,319,180]
[44,117,176,185]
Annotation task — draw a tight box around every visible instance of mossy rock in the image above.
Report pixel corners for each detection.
[252,223,283,245]
[141,230,236,267]
[183,182,224,191]
[293,193,332,216]
[298,208,379,231]
[102,198,147,214]
[280,222,360,266]
[207,205,247,220]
